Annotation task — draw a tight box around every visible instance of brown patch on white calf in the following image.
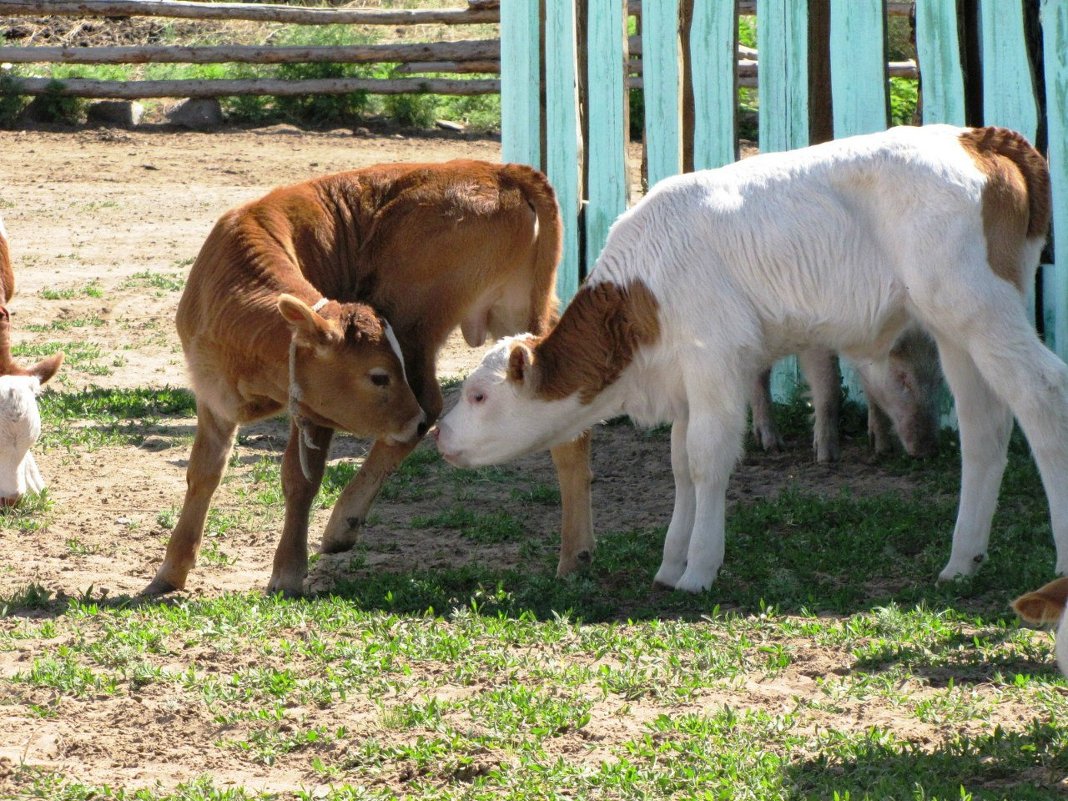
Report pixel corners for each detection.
[959,127,1051,291]
[516,280,661,403]
[1012,576,1068,625]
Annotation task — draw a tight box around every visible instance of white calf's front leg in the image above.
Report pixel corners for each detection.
[935,339,1012,580]
[653,418,695,588]
[672,406,746,593]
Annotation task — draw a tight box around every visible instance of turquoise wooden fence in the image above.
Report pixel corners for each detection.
[500,0,1068,384]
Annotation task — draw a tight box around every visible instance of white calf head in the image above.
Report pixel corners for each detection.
[436,334,586,467]
[0,374,47,505]
[1012,577,1068,676]
[857,327,942,457]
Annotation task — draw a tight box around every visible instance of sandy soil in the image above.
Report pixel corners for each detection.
[0,122,944,794]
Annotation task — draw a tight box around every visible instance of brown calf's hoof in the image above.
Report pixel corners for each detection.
[141,576,182,596]
[556,549,593,577]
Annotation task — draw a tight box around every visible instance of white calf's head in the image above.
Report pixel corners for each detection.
[436,334,587,467]
[1012,577,1068,676]
[0,374,48,505]
[857,327,942,457]
[437,280,662,468]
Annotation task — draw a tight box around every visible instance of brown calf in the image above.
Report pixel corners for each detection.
[144,160,593,596]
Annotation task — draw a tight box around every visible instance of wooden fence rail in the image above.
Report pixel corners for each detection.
[0,0,501,97]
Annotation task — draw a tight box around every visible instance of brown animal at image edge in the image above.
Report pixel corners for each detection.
[144,160,594,597]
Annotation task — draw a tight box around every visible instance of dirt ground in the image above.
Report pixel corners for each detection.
[0,123,936,792]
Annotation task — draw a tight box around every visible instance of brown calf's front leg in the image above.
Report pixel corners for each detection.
[552,430,595,576]
[319,437,419,554]
[268,419,334,597]
[319,362,443,555]
[144,403,237,595]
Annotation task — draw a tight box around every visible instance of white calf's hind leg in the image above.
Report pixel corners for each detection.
[935,339,1012,580]
[672,404,746,593]
[654,418,695,588]
[963,328,1068,576]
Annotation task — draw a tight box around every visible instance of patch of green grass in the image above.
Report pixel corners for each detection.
[118,270,186,293]
[411,504,526,543]
[38,386,196,450]
[24,315,105,333]
[39,280,103,300]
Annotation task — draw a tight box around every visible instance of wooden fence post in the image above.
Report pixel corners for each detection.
[501,1,541,168]
[757,0,808,401]
[690,0,738,170]
[643,0,682,187]
[830,0,888,404]
[586,0,628,273]
[1042,0,1068,360]
[914,0,967,124]
[545,0,582,303]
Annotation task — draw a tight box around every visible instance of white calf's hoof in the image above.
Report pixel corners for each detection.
[937,554,985,583]
[671,567,717,594]
[653,561,687,588]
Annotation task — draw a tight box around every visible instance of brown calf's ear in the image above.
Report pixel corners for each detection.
[278,293,334,343]
[1012,576,1068,625]
[29,352,63,385]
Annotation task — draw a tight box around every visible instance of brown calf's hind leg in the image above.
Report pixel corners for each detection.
[552,430,595,576]
[144,403,237,595]
[268,419,334,597]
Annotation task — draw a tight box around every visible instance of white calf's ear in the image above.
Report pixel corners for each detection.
[507,342,534,384]
[29,352,63,385]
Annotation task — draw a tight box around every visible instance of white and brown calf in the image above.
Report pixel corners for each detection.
[1013,577,1068,676]
[438,125,1064,593]
[0,216,63,505]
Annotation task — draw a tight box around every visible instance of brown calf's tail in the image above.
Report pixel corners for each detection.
[502,163,564,335]
[0,226,14,306]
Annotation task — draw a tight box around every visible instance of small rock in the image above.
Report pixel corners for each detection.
[87,100,144,127]
[166,98,223,130]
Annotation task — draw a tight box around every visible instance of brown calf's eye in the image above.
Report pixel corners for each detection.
[371,372,390,387]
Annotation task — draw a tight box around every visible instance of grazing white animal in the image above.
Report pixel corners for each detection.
[0,219,63,506]
[0,373,48,505]
[1013,577,1068,676]
[437,124,1064,593]
[749,328,942,463]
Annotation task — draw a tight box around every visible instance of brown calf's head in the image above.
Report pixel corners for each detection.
[277,294,425,445]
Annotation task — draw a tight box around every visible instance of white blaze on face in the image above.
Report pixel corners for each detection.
[0,374,45,503]
[382,319,408,383]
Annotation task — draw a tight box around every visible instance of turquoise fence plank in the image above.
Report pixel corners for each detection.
[830,0,887,403]
[586,0,628,272]
[830,0,888,137]
[690,0,738,170]
[545,0,582,303]
[757,0,808,401]
[500,1,540,167]
[643,0,682,187]
[914,0,966,124]
[757,0,809,153]
[1043,0,1068,360]
[980,0,1039,141]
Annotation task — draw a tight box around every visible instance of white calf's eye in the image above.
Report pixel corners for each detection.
[471,391,486,404]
